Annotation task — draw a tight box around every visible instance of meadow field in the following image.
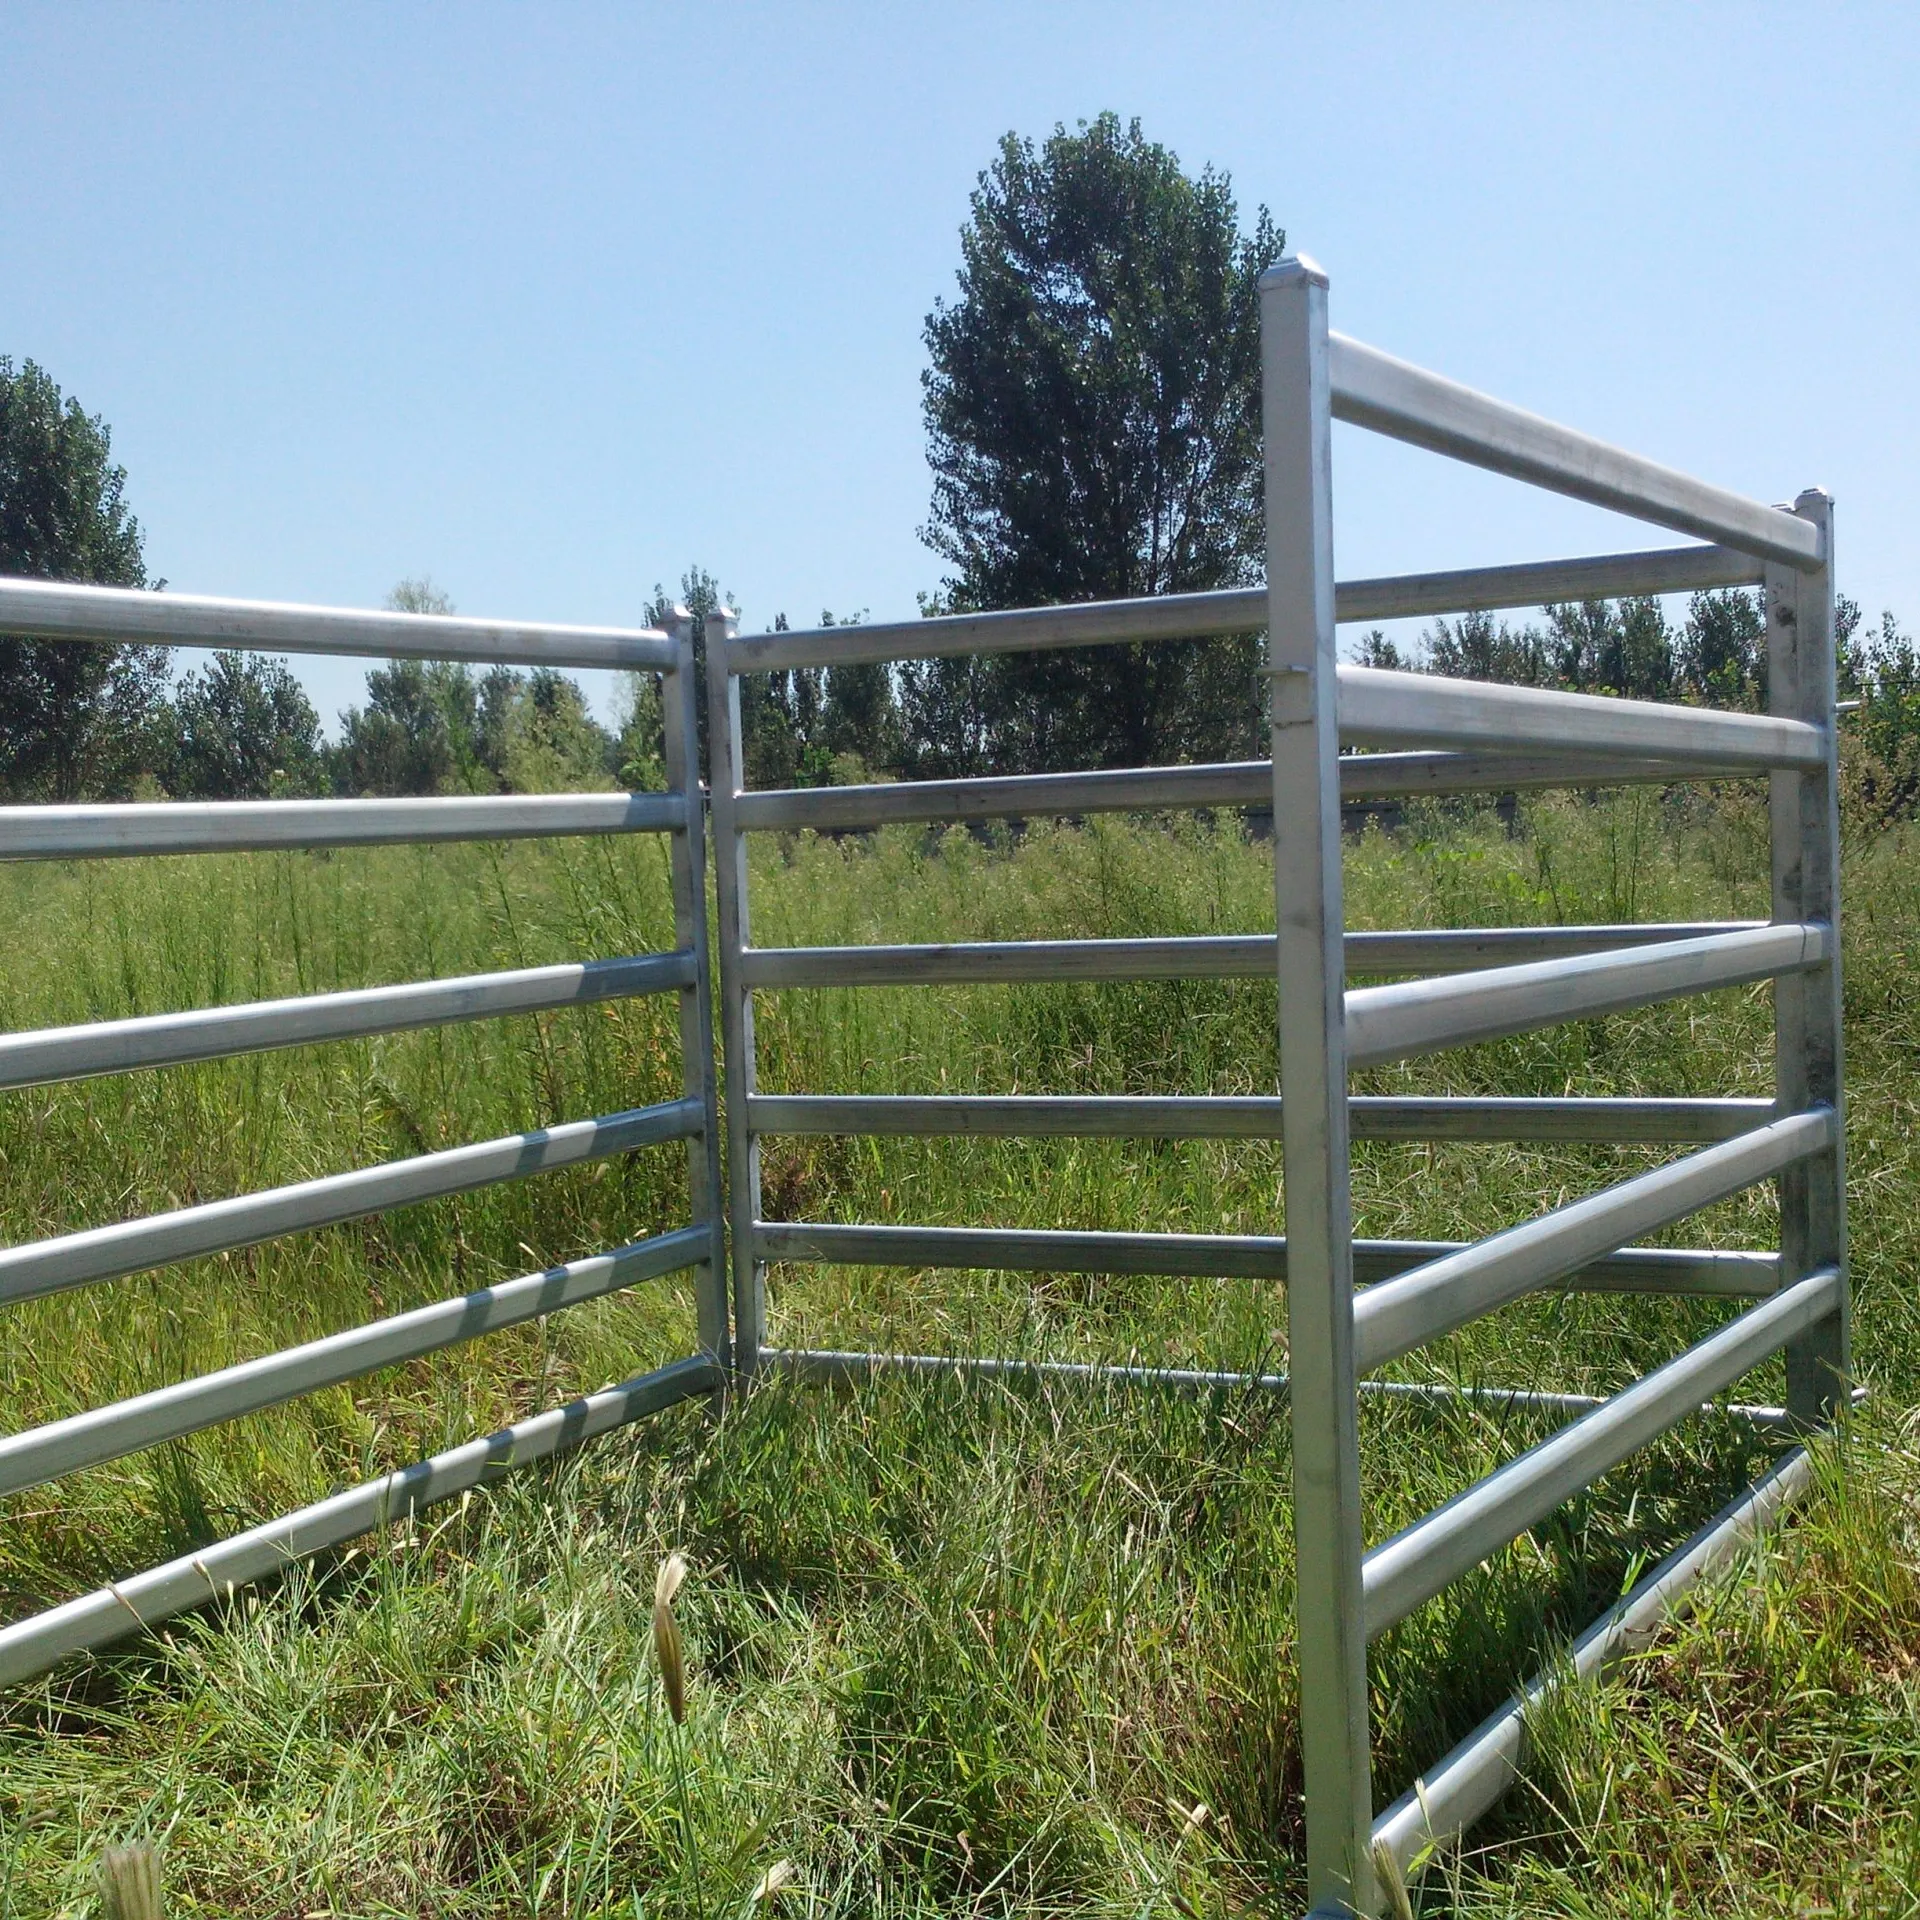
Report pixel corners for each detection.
[0,786,1916,1916]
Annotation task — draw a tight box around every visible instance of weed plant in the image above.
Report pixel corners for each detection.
[0,786,1914,1914]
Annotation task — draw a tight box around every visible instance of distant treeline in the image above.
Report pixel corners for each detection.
[1364,589,1920,822]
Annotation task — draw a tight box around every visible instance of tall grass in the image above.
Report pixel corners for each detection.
[0,787,1914,1914]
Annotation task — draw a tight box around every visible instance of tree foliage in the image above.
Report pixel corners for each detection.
[329,582,617,796]
[170,652,323,798]
[916,114,1284,773]
[0,356,170,799]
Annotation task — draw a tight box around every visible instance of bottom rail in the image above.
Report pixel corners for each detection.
[1367,1445,1819,1889]
[755,1222,1778,1296]
[765,1346,1801,1428]
[0,1352,720,1689]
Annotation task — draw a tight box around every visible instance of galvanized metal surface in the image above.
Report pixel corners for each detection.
[0,1099,704,1309]
[1342,922,1828,1068]
[0,1354,720,1687]
[0,952,693,1090]
[1337,663,1827,768]
[0,1227,710,1496]
[1368,1446,1817,1879]
[1361,1266,1839,1636]
[750,1219,1778,1294]
[0,790,684,859]
[1352,1110,1835,1372]
[1768,494,1850,1428]
[746,1093,1771,1144]
[0,575,678,670]
[736,750,1723,832]
[0,270,1851,1909]
[730,544,1763,675]
[1326,333,1824,569]
[738,923,1758,989]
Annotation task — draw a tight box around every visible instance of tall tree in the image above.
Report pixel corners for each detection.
[918,114,1284,772]
[0,356,170,798]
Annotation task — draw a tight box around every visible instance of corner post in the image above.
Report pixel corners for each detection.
[659,609,729,1372]
[704,607,767,1376]
[1261,255,1377,1913]
[1768,490,1848,1426]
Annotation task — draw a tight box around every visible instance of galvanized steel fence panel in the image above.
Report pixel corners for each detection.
[0,257,1850,1917]
[0,582,726,1685]
[706,254,1847,1916]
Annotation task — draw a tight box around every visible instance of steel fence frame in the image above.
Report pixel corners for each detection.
[0,583,727,1686]
[707,255,1846,1915]
[0,255,1847,1914]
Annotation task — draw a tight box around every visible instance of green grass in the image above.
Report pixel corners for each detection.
[0,788,1916,1915]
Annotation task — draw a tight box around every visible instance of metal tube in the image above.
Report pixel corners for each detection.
[1334,544,1764,624]
[1326,334,1824,571]
[1262,256,1378,1911]
[1352,1109,1835,1372]
[735,751,1722,833]
[0,575,678,671]
[1361,1266,1838,1637]
[751,1220,1774,1295]
[0,792,685,861]
[746,1093,1770,1144]
[727,546,1770,676]
[1768,492,1850,1427]
[765,1346,1798,1428]
[0,1353,720,1688]
[0,1098,705,1309]
[1369,1446,1817,1878]
[658,616,730,1367]
[1343,923,1829,1070]
[738,924,1759,990]
[0,953,694,1092]
[0,1227,709,1497]
[1335,664,1827,769]
[704,608,768,1372]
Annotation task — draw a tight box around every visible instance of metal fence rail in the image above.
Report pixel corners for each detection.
[706,253,1847,1916]
[0,583,726,1679]
[0,257,1849,1916]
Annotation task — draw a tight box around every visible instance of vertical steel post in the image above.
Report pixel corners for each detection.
[1768,490,1848,1427]
[660,611,729,1370]
[1261,256,1378,1914]
[704,608,767,1374]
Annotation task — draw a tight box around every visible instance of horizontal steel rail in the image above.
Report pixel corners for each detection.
[0,1099,704,1309]
[0,1226,710,1496]
[765,1346,1798,1428]
[0,952,694,1091]
[1361,1266,1839,1638]
[1326,334,1824,571]
[0,575,678,671]
[1336,663,1828,769]
[1333,543,1764,624]
[0,791,685,860]
[733,750,1717,834]
[1353,1109,1835,1372]
[1369,1444,1817,1879]
[752,1221,1777,1297]
[1343,922,1828,1069]
[0,1352,720,1688]
[730,544,1771,675]
[737,923,1757,990]
[748,1093,1771,1145]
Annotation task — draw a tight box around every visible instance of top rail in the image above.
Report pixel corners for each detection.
[1327,333,1823,572]
[0,577,678,673]
[0,791,686,860]
[730,545,1765,675]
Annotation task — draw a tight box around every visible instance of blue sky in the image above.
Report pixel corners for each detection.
[4,2,1916,731]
